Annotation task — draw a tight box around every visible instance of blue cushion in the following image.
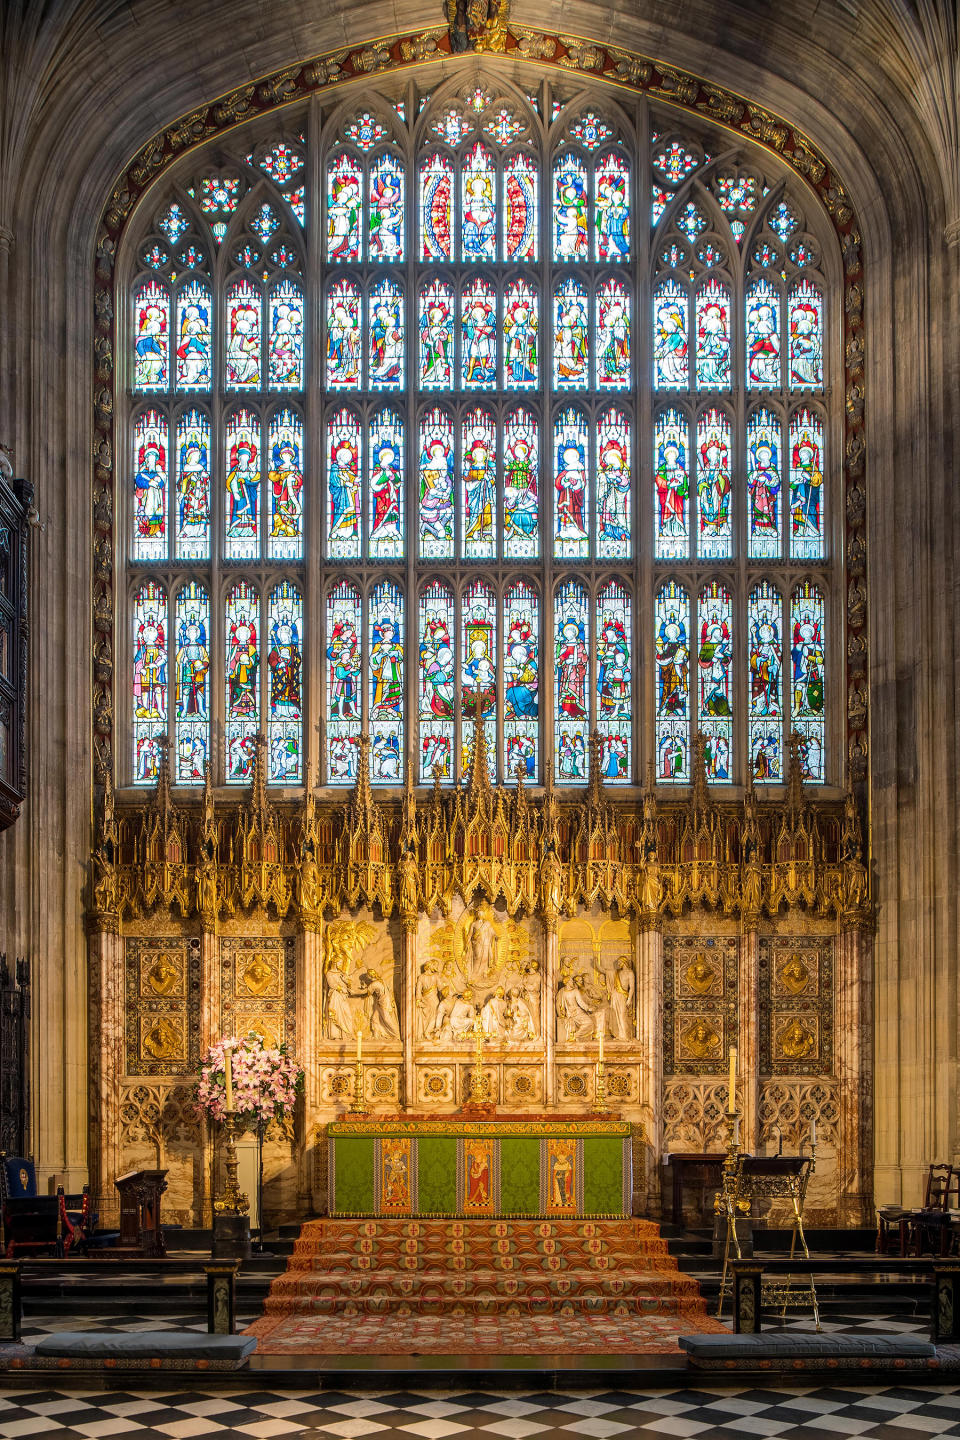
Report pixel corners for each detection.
[34,1332,257,1360]
[679,1333,935,1360]
[2,1156,36,1199]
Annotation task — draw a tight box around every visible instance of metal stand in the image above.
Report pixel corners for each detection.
[349,1054,367,1115]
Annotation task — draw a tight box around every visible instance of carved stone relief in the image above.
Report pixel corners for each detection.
[323,914,401,1041]
[221,937,295,1048]
[759,936,833,1075]
[125,938,200,1075]
[557,915,635,1043]
[663,936,738,1075]
[420,903,540,1043]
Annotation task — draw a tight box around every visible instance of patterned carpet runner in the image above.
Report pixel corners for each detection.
[245,1216,727,1355]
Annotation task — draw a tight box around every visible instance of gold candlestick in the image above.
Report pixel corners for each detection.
[470,1012,486,1103]
[349,1024,366,1114]
[595,1057,607,1112]
[213,1112,249,1216]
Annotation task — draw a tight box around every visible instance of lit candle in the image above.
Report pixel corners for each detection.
[223,1043,234,1113]
[728,1046,737,1114]
[597,1020,604,1066]
[810,1117,817,1147]
[356,1025,362,1062]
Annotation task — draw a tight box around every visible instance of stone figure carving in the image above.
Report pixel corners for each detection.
[777,1018,816,1059]
[469,902,498,981]
[415,959,440,1037]
[556,971,596,1043]
[418,907,541,1042]
[608,955,636,1041]
[323,918,397,1040]
[682,1017,722,1059]
[360,968,401,1039]
[556,948,637,1043]
[324,963,359,1040]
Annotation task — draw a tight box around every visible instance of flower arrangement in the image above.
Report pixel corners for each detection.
[196,1033,304,1128]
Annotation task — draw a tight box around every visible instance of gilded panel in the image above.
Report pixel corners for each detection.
[221,937,295,1049]
[663,936,738,1075]
[759,937,833,1075]
[125,937,200,1076]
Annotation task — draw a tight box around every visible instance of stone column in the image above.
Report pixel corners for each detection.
[543,918,558,1106]
[198,927,219,1228]
[89,927,124,1228]
[739,927,760,1152]
[296,923,322,1208]
[836,923,873,1224]
[400,916,417,1109]
[637,921,663,1216]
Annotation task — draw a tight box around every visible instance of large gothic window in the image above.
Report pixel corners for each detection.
[126,75,833,792]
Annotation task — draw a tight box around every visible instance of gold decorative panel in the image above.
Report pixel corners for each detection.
[664,936,738,1075]
[125,938,200,1076]
[760,937,833,1075]
[221,937,295,1048]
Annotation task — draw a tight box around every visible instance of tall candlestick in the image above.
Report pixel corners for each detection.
[223,1043,234,1113]
[728,1046,737,1114]
[356,1025,362,1062]
[597,1020,604,1066]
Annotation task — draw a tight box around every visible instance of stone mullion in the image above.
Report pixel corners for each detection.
[637,97,653,783]
[305,95,323,790]
[198,926,220,1227]
[636,920,663,1215]
[836,924,872,1224]
[296,924,323,1208]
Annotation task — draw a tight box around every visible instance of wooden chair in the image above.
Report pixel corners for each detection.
[0,1154,94,1257]
[877,1163,958,1256]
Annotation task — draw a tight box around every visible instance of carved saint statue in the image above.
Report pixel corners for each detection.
[468,903,498,981]
[608,955,636,1041]
[325,963,359,1040]
[360,967,401,1039]
[556,971,596,1042]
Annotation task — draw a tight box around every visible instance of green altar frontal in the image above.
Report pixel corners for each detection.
[326,1117,633,1218]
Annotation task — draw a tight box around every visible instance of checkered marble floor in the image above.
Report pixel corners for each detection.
[2,1381,960,1438]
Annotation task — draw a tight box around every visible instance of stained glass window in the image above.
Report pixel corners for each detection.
[418,408,455,559]
[597,582,631,782]
[596,407,631,559]
[696,408,732,559]
[175,409,211,560]
[789,408,825,559]
[133,410,168,562]
[174,581,209,784]
[326,580,362,784]
[748,581,782,782]
[697,581,733,781]
[133,580,168,783]
[124,87,838,791]
[656,581,690,782]
[790,581,825,780]
[419,581,455,781]
[369,581,404,783]
[504,581,539,781]
[225,581,260,783]
[368,409,404,559]
[503,407,539,559]
[555,580,589,784]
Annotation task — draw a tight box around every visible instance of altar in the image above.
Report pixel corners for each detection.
[326,1116,633,1218]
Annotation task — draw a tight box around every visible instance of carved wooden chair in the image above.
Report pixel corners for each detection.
[877,1163,959,1256]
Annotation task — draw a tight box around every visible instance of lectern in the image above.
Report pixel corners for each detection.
[114,1168,168,1256]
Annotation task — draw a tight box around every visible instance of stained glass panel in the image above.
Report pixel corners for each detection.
[748,581,783,782]
[553,408,589,560]
[461,407,496,559]
[789,408,825,560]
[326,152,362,261]
[418,278,454,388]
[596,582,631,782]
[746,278,781,388]
[225,580,260,783]
[789,279,823,388]
[420,152,454,261]
[224,409,261,560]
[134,280,169,391]
[653,280,689,389]
[504,153,538,261]
[133,580,168,784]
[790,581,825,781]
[554,580,589,784]
[596,407,631,560]
[502,277,538,389]
[594,153,630,262]
[174,279,212,390]
[553,278,589,389]
[654,407,690,559]
[504,581,539,781]
[418,581,455,781]
[326,580,362,784]
[418,408,455,559]
[225,280,261,389]
[369,154,405,262]
[368,408,405,559]
[174,409,210,560]
[656,580,690,782]
[503,407,539,559]
[696,407,732,559]
[596,277,630,388]
[267,581,302,783]
[461,580,497,781]
[267,280,304,389]
[461,142,497,262]
[369,580,404,783]
[695,279,731,389]
[325,278,361,389]
[326,407,362,559]
[174,580,209,783]
[267,409,304,560]
[746,409,782,559]
[697,581,733,781]
[461,276,497,388]
[369,277,404,388]
[133,409,168,562]
[553,154,588,262]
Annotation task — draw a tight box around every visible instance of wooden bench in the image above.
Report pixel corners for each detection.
[31,1332,257,1371]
